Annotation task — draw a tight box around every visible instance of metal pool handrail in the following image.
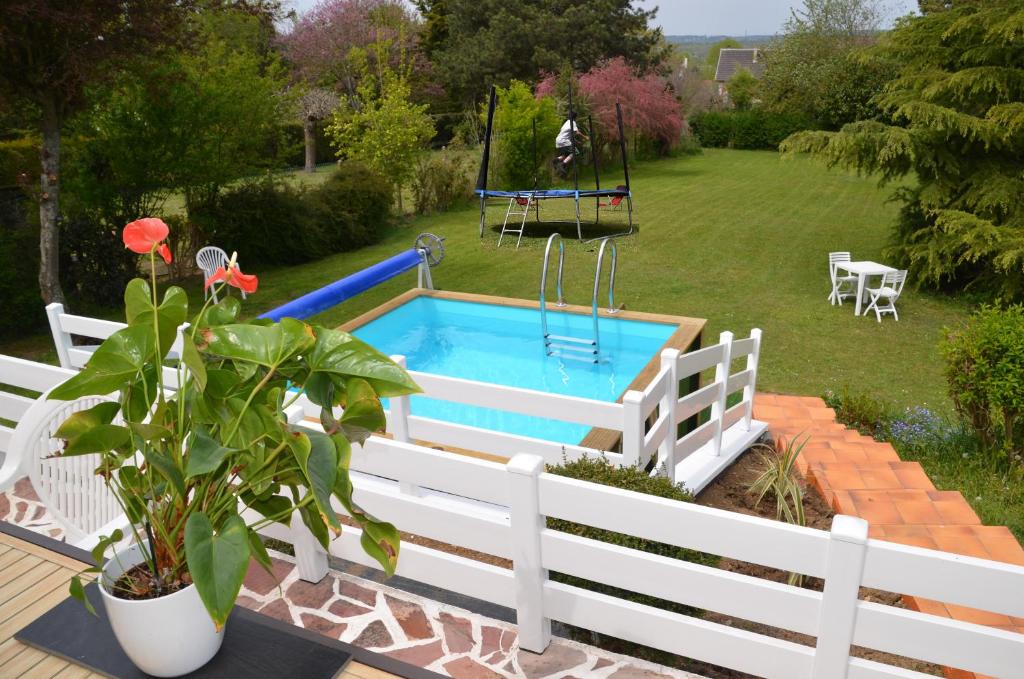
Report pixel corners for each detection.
[540,233,566,341]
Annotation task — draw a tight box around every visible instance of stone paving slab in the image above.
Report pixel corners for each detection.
[0,476,705,679]
[754,392,1024,679]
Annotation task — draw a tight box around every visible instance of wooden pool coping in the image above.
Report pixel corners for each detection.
[339,288,706,453]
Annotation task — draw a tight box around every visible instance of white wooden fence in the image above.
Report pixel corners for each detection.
[257,437,1024,679]
[47,303,766,491]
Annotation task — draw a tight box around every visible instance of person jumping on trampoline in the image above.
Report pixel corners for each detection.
[553,113,587,178]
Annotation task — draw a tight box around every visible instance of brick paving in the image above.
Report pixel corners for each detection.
[0,476,702,679]
[755,392,1024,679]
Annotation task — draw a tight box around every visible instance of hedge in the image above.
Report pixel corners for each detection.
[192,161,393,267]
[690,110,814,150]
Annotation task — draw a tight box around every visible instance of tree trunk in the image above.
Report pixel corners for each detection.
[395,182,403,215]
[303,117,317,173]
[38,94,66,306]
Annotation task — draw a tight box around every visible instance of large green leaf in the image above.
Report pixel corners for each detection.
[185,427,235,479]
[185,512,251,631]
[54,402,121,441]
[195,296,241,328]
[287,430,340,531]
[144,448,186,498]
[199,318,315,369]
[63,424,131,456]
[360,519,400,577]
[50,325,155,400]
[241,491,292,526]
[125,280,188,360]
[338,378,386,444]
[306,327,420,397]
[182,338,207,392]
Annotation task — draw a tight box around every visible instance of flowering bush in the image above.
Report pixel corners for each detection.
[56,218,417,628]
[536,58,683,155]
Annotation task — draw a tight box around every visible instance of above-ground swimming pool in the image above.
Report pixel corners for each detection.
[346,290,702,445]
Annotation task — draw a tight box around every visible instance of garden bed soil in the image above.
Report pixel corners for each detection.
[332,446,943,678]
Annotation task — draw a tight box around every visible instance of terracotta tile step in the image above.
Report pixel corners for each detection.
[831,489,981,526]
[808,461,936,503]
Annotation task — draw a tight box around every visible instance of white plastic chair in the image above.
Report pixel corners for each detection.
[7,390,128,548]
[828,252,858,306]
[863,270,907,322]
[196,246,246,302]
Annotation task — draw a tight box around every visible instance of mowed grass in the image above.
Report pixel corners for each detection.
[5,149,968,411]
[243,148,966,411]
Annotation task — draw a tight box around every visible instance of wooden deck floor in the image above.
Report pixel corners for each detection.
[0,532,398,678]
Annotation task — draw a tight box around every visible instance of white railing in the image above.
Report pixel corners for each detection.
[265,441,1024,679]
[45,303,186,388]
[0,355,75,457]
[44,305,765,491]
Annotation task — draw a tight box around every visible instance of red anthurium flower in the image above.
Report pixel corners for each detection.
[123,218,172,263]
[204,265,259,294]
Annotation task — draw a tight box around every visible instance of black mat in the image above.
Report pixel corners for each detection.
[16,583,352,678]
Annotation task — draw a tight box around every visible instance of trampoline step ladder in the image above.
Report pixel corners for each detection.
[498,194,533,249]
[539,235,619,364]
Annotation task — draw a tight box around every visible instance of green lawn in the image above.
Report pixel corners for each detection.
[248,148,965,411]
[5,149,968,411]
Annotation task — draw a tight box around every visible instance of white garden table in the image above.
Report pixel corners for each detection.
[835,260,897,316]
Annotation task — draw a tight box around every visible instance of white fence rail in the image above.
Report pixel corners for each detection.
[268,440,1024,679]
[45,304,764,489]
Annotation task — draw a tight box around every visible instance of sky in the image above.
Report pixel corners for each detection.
[285,0,920,36]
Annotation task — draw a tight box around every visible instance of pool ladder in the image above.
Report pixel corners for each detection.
[540,234,619,363]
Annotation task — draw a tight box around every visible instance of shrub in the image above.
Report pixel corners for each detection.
[489,80,561,189]
[191,176,321,267]
[690,110,813,150]
[59,212,138,307]
[941,306,1024,458]
[410,149,473,214]
[546,456,718,618]
[0,187,44,338]
[0,138,37,187]
[823,387,891,437]
[308,161,393,250]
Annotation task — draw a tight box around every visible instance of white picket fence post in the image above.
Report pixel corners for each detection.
[290,508,329,583]
[507,453,551,653]
[45,303,73,369]
[389,355,421,496]
[743,329,762,431]
[710,331,733,457]
[658,349,680,480]
[811,515,869,679]
[620,390,645,468]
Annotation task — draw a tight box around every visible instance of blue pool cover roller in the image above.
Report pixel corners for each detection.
[258,248,423,322]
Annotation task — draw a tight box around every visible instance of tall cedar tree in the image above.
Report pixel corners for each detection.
[781,1,1024,299]
[0,1,187,306]
[414,0,667,107]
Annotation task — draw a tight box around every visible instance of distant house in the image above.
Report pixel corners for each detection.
[714,48,764,99]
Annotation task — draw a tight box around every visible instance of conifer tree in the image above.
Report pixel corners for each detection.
[781,1,1024,299]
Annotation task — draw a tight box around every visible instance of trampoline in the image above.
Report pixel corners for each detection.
[475,83,634,247]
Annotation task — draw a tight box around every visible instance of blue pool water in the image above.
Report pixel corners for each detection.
[351,296,676,444]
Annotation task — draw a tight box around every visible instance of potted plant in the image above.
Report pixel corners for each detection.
[49,218,417,677]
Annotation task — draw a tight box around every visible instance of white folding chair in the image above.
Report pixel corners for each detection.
[828,252,858,305]
[863,270,907,322]
[196,246,246,302]
[8,390,129,549]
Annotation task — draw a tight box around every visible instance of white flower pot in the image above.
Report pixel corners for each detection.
[100,542,225,677]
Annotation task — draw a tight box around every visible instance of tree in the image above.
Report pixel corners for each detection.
[0,0,185,305]
[415,0,668,107]
[295,88,341,172]
[327,43,435,213]
[727,68,759,111]
[489,81,561,188]
[781,1,1024,300]
[760,0,897,128]
[279,0,420,101]
[536,58,683,156]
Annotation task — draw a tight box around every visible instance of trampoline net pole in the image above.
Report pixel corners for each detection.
[476,86,497,194]
[616,101,631,194]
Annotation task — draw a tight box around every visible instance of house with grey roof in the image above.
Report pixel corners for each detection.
[713,48,765,103]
